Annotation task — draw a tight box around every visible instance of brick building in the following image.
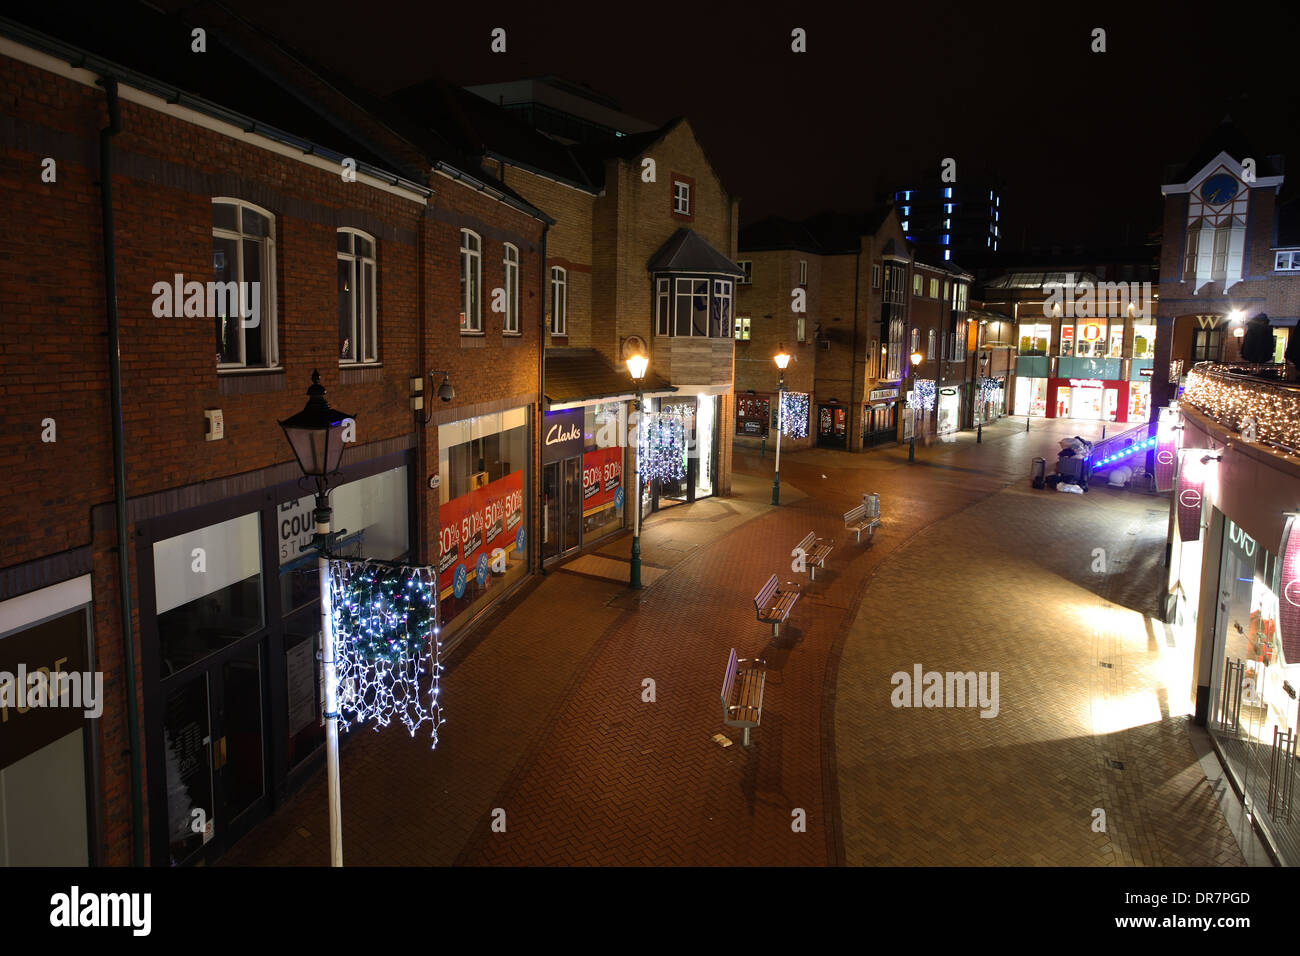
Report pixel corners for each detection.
[0,2,549,866]
[1154,119,1300,408]
[737,210,974,452]
[393,84,743,559]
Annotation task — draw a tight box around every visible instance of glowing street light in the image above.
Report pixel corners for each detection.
[625,350,648,589]
[772,348,791,505]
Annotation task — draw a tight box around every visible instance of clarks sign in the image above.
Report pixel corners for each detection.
[542,408,584,463]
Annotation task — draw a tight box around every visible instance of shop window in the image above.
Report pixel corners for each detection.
[1132,324,1155,359]
[583,403,625,542]
[153,512,264,679]
[1107,325,1124,358]
[1074,321,1108,358]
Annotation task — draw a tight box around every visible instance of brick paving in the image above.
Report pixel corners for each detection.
[222,417,1254,866]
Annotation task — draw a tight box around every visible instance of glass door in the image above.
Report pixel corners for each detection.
[160,639,267,865]
[563,456,581,553]
[542,461,562,559]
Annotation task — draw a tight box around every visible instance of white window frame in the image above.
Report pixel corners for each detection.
[337,227,378,365]
[872,264,880,289]
[550,266,567,335]
[213,198,278,370]
[797,317,806,342]
[734,316,752,340]
[913,274,923,295]
[799,260,808,285]
[738,260,753,284]
[714,279,733,338]
[673,180,691,215]
[1275,250,1300,271]
[656,277,671,336]
[503,243,520,334]
[927,328,936,360]
[460,229,482,333]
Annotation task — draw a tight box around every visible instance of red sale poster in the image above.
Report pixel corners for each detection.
[582,447,623,513]
[438,469,525,593]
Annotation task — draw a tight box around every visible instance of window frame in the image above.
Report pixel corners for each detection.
[213,198,278,371]
[673,180,691,216]
[503,243,520,335]
[913,274,923,296]
[337,228,378,365]
[734,316,752,341]
[799,259,808,286]
[929,278,939,298]
[738,260,753,284]
[1275,250,1300,272]
[550,266,567,336]
[872,264,881,289]
[460,229,482,333]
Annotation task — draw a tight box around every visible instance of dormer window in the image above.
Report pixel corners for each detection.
[673,180,691,215]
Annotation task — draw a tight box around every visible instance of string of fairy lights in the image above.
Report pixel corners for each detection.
[641,412,687,483]
[328,559,444,748]
[1182,367,1300,456]
[780,391,810,439]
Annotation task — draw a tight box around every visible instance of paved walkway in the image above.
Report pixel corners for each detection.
[221,417,1257,866]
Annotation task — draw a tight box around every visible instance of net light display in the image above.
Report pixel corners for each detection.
[912,379,937,412]
[780,391,809,439]
[328,560,444,748]
[642,413,686,483]
[1183,367,1300,454]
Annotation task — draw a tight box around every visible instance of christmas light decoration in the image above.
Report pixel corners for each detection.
[328,559,444,748]
[912,379,936,412]
[781,391,810,439]
[978,377,1001,401]
[642,412,686,483]
[1183,365,1300,455]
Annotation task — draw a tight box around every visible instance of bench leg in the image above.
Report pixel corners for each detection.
[742,726,751,747]
[772,621,781,640]
[810,565,816,581]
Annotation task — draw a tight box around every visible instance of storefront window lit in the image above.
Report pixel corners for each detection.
[1133,324,1155,360]
[1018,323,1051,354]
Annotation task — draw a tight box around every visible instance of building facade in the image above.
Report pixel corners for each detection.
[0,5,549,866]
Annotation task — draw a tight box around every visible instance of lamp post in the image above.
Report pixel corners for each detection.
[278,370,356,868]
[772,347,791,505]
[908,347,923,463]
[625,351,648,589]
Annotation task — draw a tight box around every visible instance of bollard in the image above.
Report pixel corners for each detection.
[760,436,766,459]
[977,421,983,443]
[1101,425,1107,441]
[1026,417,1030,432]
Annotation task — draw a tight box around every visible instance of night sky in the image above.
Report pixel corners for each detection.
[213,0,1300,253]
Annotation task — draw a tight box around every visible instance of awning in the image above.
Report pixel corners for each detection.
[545,348,675,409]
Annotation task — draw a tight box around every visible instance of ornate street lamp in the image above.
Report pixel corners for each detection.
[908,347,923,463]
[625,351,649,589]
[278,370,355,867]
[772,347,791,504]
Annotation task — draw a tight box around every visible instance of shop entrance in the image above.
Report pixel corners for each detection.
[864,402,896,447]
[160,636,269,866]
[817,404,848,448]
[542,457,582,559]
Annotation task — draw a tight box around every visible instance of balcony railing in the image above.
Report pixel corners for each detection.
[1181,362,1300,456]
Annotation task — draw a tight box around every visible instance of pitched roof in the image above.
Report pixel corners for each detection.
[738,217,824,254]
[1168,116,1283,183]
[0,0,416,184]
[646,229,745,275]
[544,348,673,405]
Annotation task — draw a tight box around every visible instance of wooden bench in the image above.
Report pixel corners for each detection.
[844,503,880,544]
[794,531,833,581]
[754,573,800,638]
[720,647,766,747]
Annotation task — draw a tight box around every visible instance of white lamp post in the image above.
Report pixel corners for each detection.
[625,351,648,589]
[278,370,355,867]
[772,348,791,504]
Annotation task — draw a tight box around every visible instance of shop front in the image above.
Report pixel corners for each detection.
[735,393,771,440]
[1206,517,1300,863]
[936,386,962,436]
[817,402,848,449]
[648,393,719,509]
[542,403,626,561]
[1048,378,1125,423]
[438,407,531,633]
[138,453,414,865]
[864,387,898,447]
[0,577,97,865]
[1013,376,1048,418]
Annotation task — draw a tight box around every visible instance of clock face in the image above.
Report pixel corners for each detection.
[1202,173,1239,206]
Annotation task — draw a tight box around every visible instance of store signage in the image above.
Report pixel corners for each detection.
[1175,461,1204,543]
[869,387,899,402]
[542,408,584,463]
[1277,516,1300,665]
[0,610,89,771]
[1154,410,1178,493]
[1139,367,1153,377]
[1069,379,1103,389]
[940,388,957,396]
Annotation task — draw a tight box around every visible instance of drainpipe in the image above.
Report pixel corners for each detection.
[99,78,144,866]
[538,222,549,575]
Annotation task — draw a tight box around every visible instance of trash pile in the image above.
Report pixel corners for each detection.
[1041,435,1093,493]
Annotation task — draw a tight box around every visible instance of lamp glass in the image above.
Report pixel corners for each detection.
[774,350,792,370]
[278,371,356,479]
[910,350,923,367]
[626,354,649,381]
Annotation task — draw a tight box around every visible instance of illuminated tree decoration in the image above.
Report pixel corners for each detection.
[328,559,444,748]
[978,377,1001,401]
[912,379,937,412]
[642,412,686,484]
[781,391,810,438]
